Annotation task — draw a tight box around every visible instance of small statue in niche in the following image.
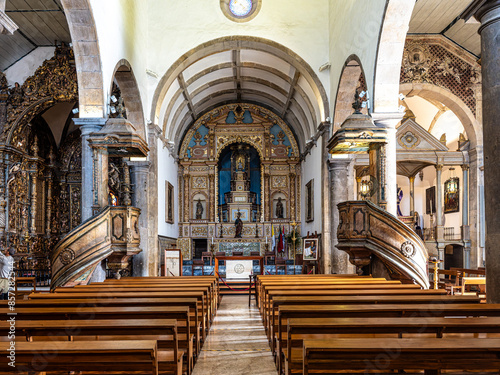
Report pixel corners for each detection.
[234,211,243,238]
[276,197,284,219]
[195,198,203,219]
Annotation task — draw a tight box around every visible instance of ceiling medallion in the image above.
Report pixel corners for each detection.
[221,0,261,22]
[401,241,415,258]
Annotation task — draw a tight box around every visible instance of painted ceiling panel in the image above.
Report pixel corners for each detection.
[182,50,232,81]
[240,49,292,76]
[191,81,236,106]
[187,68,234,95]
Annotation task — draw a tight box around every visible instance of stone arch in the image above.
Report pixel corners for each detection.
[399,82,481,147]
[110,59,147,139]
[333,55,367,131]
[216,139,263,164]
[60,0,104,117]
[150,36,330,146]
[373,0,416,112]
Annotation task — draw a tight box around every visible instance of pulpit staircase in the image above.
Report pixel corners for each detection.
[337,200,429,289]
[50,205,141,290]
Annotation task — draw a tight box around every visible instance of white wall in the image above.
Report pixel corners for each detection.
[4,47,55,86]
[301,145,322,235]
[328,0,387,113]
[157,138,179,238]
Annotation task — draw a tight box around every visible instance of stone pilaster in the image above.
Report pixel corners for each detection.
[147,123,161,275]
[462,164,471,268]
[129,161,153,276]
[73,118,106,221]
[371,112,402,217]
[409,176,415,215]
[319,120,332,274]
[474,0,500,303]
[329,157,354,274]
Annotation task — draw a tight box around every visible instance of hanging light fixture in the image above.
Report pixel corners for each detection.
[359,179,373,199]
[446,168,458,194]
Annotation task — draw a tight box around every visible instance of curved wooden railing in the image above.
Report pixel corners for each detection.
[50,206,141,290]
[337,200,429,289]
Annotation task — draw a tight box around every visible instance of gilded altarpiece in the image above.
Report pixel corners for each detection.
[0,45,80,273]
[177,104,301,259]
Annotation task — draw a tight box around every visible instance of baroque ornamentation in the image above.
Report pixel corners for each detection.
[399,131,421,149]
[191,226,208,237]
[192,176,207,189]
[402,42,434,83]
[400,241,415,258]
[60,248,76,265]
[272,175,287,188]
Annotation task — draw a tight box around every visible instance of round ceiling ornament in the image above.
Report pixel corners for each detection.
[220,0,261,23]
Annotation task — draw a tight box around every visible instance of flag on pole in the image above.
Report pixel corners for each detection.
[277,226,284,253]
[271,225,276,252]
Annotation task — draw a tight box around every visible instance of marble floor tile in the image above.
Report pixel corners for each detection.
[192,295,278,375]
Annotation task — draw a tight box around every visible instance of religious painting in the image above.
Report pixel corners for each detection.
[444,177,459,213]
[305,179,314,222]
[425,186,436,215]
[165,181,174,223]
[303,238,318,261]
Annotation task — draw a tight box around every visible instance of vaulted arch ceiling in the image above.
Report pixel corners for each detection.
[151,37,329,152]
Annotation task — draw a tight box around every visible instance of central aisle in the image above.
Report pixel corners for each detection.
[192,295,278,375]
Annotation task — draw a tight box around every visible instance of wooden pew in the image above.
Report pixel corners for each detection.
[28,290,210,342]
[462,276,486,296]
[276,303,500,373]
[286,316,500,375]
[0,305,193,374]
[302,338,500,374]
[0,319,183,375]
[0,340,159,374]
[267,294,480,354]
[55,285,213,329]
[262,288,447,336]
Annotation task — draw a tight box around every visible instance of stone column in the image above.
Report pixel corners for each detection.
[435,164,445,267]
[147,123,161,275]
[409,175,415,216]
[371,113,403,217]
[462,164,471,268]
[329,157,354,274]
[129,161,153,276]
[319,120,331,274]
[474,0,500,302]
[73,118,106,221]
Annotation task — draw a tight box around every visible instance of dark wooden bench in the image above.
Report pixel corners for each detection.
[0,305,193,374]
[286,316,500,375]
[1,318,183,375]
[0,340,159,374]
[276,303,500,373]
[302,338,500,374]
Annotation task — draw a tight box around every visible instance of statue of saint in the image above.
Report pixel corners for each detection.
[195,198,203,219]
[234,211,243,238]
[276,197,284,218]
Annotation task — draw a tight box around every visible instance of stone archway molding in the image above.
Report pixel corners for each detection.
[110,59,147,140]
[399,82,481,148]
[150,36,330,141]
[60,0,105,118]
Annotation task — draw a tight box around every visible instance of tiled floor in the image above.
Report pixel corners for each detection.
[192,295,278,375]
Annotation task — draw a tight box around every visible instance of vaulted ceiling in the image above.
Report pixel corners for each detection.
[154,39,329,151]
[409,0,481,57]
[0,0,70,71]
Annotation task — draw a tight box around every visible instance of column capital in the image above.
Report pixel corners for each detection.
[409,175,415,183]
[127,160,151,173]
[73,118,106,136]
[328,157,354,171]
[371,112,404,129]
[473,0,500,33]
[435,164,444,171]
[461,164,470,171]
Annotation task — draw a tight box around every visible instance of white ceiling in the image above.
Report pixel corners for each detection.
[160,46,326,150]
[409,0,481,56]
[0,0,70,71]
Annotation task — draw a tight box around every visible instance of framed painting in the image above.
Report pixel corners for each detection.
[303,238,318,261]
[165,181,174,223]
[444,177,459,213]
[305,179,314,222]
[425,186,436,215]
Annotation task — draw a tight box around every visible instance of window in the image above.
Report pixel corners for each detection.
[220,0,261,22]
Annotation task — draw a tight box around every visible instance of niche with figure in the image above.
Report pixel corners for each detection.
[192,193,207,220]
[272,193,287,219]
